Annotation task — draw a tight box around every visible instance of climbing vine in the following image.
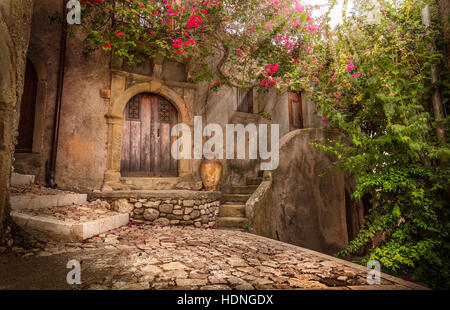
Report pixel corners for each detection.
[298,0,450,289]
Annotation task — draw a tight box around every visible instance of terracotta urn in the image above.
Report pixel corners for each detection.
[200,158,222,191]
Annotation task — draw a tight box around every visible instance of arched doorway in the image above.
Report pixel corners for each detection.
[121,93,178,177]
[16,59,38,153]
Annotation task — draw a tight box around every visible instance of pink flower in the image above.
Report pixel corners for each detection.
[186,14,202,29]
[236,48,243,55]
[323,115,327,121]
[264,22,273,30]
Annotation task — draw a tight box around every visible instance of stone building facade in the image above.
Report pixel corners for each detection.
[3,0,362,252]
[15,0,326,193]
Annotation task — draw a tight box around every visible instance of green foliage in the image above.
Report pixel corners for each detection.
[258,109,272,120]
[295,0,450,288]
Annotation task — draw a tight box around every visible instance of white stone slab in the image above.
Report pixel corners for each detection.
[11,173,35,186]
[10,193,88,210]
[10,211,129,242]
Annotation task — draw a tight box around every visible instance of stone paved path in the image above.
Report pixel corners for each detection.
[0,225,425,290]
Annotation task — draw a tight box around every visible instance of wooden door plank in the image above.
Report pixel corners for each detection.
[130,120,141,172]
[160,122,171,175]
[150,96,161,176]
[169,103,178,176]
[140,94,151,175]
[121,117,131,173]
[297,92,304,129]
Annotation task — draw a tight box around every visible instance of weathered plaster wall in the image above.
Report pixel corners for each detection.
[247,128,349,255]
[256,89,325,136]
[0,0,34,231]
[25,0,110,191]
[255,89,290,137]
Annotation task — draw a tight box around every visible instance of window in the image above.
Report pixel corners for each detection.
[127,96,140,120]
[288,92,303,130]
[159,100,170,123]
[237,88,254,113]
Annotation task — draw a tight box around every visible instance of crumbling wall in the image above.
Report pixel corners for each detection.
[0,0,34,233]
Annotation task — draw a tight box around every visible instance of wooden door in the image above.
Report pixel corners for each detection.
[237,88,254,113]
[121,93,178,177]
[16,60,37,153]
[288,92,303,130]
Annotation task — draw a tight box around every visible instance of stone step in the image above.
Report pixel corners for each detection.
[219,204,245,217]
[218,217,249,228]
[221,194,251,204]
[11,172,35,186]
[118,177,181,190]
[10,210,129,242]
[230,185,258,194]
[10,193,87,210]
[246,177,263,186]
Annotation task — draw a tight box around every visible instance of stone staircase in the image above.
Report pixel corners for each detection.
[9,173,128,242]
[218,176,263,229]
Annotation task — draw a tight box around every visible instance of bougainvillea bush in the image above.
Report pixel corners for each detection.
[75,0,449,288]
[77,0,323,88]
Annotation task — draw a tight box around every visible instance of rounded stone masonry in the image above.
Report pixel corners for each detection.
[88,190,221,228]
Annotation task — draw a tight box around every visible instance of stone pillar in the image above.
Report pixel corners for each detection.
[104,114,123,183]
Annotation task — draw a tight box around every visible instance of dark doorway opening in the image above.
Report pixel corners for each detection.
[16,59,38,153]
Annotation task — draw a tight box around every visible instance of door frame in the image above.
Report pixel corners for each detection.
[120,93,179,177]
[104,76,194,183]
[288,91,304,131]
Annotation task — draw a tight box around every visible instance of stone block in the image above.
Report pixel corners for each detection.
[159,204,173,213]
[143,208,159,221]
[183,200,194,207]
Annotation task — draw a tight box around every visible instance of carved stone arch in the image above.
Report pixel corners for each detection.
[12,45,49,179]
[110,81,190,124]
[104,78,194,184]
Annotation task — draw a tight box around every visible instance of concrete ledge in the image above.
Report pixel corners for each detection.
[88,190,221,201]
[11,172,35,186]
[10,193,87,210]
[10,211,129,242]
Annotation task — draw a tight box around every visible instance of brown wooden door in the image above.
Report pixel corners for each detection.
[237,88,254,113]
[16,60,37,153]
[121,93,178,177]
[288,92,303,130]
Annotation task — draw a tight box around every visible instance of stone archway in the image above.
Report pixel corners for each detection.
[13,47,48,178]
[104,76,194,184]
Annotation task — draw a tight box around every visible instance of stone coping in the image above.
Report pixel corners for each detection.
[246,232,430,290]
[88,190,221,201]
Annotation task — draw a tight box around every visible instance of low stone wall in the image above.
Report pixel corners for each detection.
[88,190,221,228]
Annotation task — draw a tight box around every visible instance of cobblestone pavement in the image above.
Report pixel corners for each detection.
[0,225,424,290]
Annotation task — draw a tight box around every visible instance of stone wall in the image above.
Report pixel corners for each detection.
[0,0,34,232]
[89,191,221,228]
[246,128,359,255]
